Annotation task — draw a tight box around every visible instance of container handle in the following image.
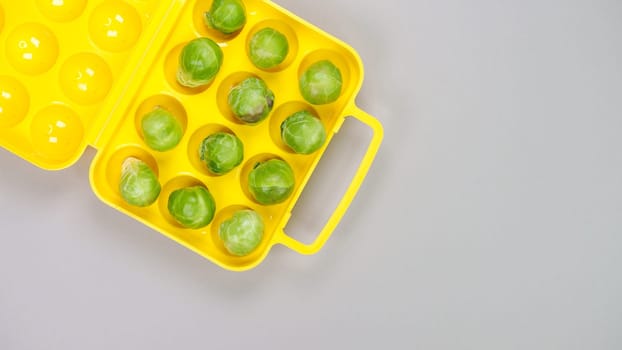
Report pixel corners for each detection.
[276,104,384,255]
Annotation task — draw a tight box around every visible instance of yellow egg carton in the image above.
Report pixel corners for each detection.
[0,0,383,271]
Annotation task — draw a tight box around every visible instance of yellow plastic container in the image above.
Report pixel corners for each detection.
[0,0,383,271]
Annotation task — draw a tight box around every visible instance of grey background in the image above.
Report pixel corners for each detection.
[1,0,621,348]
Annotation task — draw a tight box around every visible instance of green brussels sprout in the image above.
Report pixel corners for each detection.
[248,27,289,69]
[167,186,216,229]
[281,110,327,154]
[204,0,246,35]
[219,209,264,256]
[141,107,183,152]
[228,77,275,124]
[299,60,343,105]
[177,37,223,88]
[199,132,244,175]
[248,159,294,205]
[119,157,161,207]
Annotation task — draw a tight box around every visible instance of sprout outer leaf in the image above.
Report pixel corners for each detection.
[248,27,289,69]
[177,37,223,88]
[141,106,183,152]
[248,159,295,205]
[228,77,275,124]
[299,60,343,105]
[167,186,216,229]
[199,132,244,175]
[219,209,264,256]
[281,110,327,154]
[204,0,246,34]
[119,157,161,207]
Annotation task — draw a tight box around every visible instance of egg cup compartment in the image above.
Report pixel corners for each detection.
[58,52,114,105]
[163,43,214,95]
[216,71,263,125]
[245,19,299,72]
[157,174,210,230]
[187,123,240,177]
[30,103,85,162]
[191,0,247,42]
[0,75,30,128]
[134,93,189,148]
[268,100,324,154]
[88,1,143,53]
[209,204,273,267]
[5,22,60,75]
[103,145,160,205]
[239,152,297,204]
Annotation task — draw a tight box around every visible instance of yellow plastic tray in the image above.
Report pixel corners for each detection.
[0,0,383,271]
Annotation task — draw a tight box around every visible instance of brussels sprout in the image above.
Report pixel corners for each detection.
[219,209,264,256]
[228,77,274,124]
[177,37,223,88]
[299,60,343,105]
[168,186,216,229]
[199,132,244,175]
[248,28,289,69]
[281,110,327,154]
[119,157,161,207]
[204,0,246,34]
[248,159,294,205]
[141,107,183,152]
